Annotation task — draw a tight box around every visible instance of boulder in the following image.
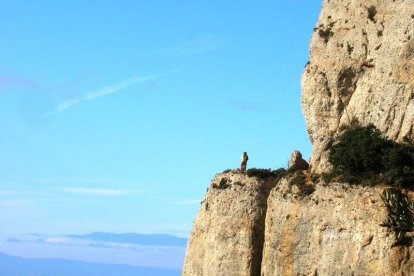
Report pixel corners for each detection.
[287,150,309,171]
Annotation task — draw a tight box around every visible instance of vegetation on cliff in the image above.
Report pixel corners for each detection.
[246,168,287,181]
[380,189,414,244]
[326,123,414,186]
[323,123,414,244]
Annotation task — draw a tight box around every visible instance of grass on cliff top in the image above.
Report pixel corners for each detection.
[325,123,414,187]
[247,168,316,197]
[220,168,289,179]
[246,168,287,180]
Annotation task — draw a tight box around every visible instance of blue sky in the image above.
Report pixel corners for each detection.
[0,0,322,268]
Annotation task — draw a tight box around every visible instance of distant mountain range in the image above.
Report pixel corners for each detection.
[0,251,181,276]
[65,232,188,247]
[4,231,187,269]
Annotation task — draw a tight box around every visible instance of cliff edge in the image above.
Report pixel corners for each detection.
[182,172,274,276]
[183,172,414,275]
[183,0,414,275]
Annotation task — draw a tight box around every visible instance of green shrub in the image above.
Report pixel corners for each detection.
[367,5,377,22]
[247,168,273,179]
[246,168,287,181]
[213,178,229,189]
[382,144,414,186]
[246,168,284,179]
[318,25,334,43]
[329,124,389,177]
[380,189,414,244]
[328,124,414,186]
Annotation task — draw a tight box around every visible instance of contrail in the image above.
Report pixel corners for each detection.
[47,75,158,116]
[60,187,130,197]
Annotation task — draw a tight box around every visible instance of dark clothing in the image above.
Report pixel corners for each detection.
[240,161,247,171]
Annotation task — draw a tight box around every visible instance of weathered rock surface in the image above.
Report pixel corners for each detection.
[262,178,414,276]
[183,172,414,275]
[182,171,274,276]
[288,150,309,171]
[302,0,414,173]
[183,1,414,275]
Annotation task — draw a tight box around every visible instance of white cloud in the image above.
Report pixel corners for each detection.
[9,236,182,250]
[60,188,141,197]
[47,74,158,115]
[43,237,76,245]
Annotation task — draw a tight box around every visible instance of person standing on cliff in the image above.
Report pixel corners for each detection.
[240,152,249,172]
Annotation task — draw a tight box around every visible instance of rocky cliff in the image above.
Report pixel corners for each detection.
[262,178,414,276]
[183,0,414,275]
[183,172,414,275]
[182,172,274,276]
[183,171,414,275]
[302,0,414,173]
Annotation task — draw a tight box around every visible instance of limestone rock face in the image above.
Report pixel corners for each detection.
[183,1,414,274]
[183,173,414,275]
[302,0,414,173]
[182,171,274,276]
[261,179,414,276]
[288,150,309,171]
